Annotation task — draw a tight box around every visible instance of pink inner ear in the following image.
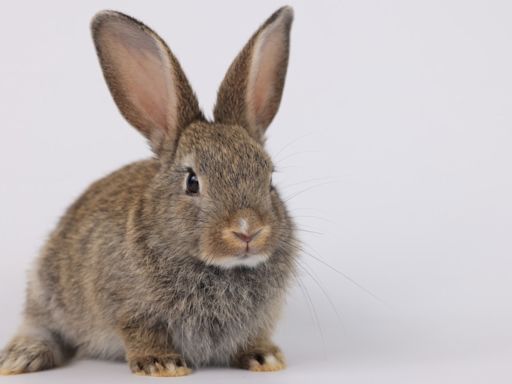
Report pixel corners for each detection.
[247,20,288,129]
[98,20,177,139]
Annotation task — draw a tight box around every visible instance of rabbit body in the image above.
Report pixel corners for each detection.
[1,6,297,377]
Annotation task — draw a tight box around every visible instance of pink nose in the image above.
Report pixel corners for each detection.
[232,229,262,244]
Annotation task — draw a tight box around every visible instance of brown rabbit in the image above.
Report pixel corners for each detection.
[0,6,297,377]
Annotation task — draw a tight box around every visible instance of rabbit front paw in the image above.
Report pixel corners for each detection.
[235,345,286,372]
[128,354,191,377]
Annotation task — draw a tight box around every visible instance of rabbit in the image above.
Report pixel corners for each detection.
[0,5,298,377]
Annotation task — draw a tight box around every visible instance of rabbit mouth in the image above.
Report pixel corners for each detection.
[222,253,269,268]
[237,250,265,260]
[204,252,270,269]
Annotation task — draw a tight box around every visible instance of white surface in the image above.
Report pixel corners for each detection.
[1,0,512,383]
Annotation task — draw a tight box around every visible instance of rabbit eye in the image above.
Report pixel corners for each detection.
[186,170,199,194]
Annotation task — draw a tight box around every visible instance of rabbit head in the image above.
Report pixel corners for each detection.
[91,7,295,269]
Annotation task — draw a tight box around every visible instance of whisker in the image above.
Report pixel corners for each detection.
[280,237,388,307]
[283,181,342,203]
[290,215,336,224]
[294,272,327,358]
[271,132,316,160]
[273,164,305,172]
[274,150,321,164]
[278,177,337,190]
[296,259,346,333]
[274,226,324,236]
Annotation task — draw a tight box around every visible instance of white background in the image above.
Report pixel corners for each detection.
[1,1,512,383]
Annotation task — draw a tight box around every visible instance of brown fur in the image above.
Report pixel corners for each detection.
[0,6,297,377]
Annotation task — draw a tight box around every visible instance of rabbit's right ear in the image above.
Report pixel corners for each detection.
[214,6,293,143]
[91,11,203,153]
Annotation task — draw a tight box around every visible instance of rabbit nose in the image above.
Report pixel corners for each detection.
[232,228,263,244]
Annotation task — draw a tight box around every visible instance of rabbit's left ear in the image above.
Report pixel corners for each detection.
[214,6,293,142]
[91,11,203,153]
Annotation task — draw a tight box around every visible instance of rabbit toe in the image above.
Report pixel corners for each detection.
[129,354,191,377]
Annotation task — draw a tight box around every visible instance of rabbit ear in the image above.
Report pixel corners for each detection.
[213,6,293,142]
[91,11,203,153]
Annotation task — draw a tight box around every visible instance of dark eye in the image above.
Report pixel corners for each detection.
[186,170,199,194]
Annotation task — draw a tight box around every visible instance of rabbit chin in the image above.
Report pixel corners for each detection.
[208,253,270,269]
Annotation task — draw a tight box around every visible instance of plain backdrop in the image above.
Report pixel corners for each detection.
[1,1,511,383]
